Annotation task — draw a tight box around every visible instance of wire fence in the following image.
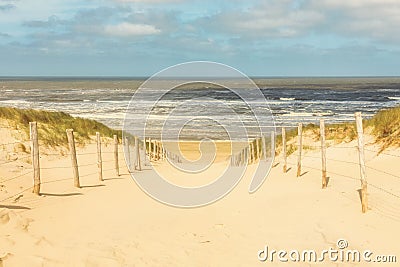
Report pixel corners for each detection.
[0,122,125,205]
[1,117,400,220]
[268,119,400,220]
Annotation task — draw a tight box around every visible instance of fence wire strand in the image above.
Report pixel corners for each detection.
[1,170,34,183]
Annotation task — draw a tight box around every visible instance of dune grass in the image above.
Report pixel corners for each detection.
[1,105,398,151]
[365,105,400,150]
[274,105,399,154]
[0,107,121,147]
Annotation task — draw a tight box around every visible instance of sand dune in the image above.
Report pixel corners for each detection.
[1,129,400,266]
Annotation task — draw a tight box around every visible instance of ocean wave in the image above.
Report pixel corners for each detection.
[281,111,334,117]
[0,99,30,104]
[280,97,295,101]
[388,96,400,100]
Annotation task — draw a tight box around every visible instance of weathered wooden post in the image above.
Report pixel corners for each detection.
[147,138,151,160]
[30,122,40,195]
[270,131,275,160]
[125,137,132,172]
[244,146,248,165]
[66,129,80,188]
[355,112,368,213]
[152,141,156,161]
[113,135,119,176]
[296,123,303,177]
[320,119,327,189]
[261,135,267,160]
[135,136,142,171]
[96,132,103,181]
[254,138,259,160]
[282,127,287,173]
[250,141,254,163]
[157,141,161,160]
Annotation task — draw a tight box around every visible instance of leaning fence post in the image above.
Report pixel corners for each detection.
[282,127,287,173]
[30,122,40,195]
[96,132,103,181]
[320,119,327,189]
[66,129,80,188]
[297,123,303,177]
[113,135,119,176]
[134,136,142,171]
[355,112,368,213]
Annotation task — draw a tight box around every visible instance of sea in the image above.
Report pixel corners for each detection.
[1,77,400,139]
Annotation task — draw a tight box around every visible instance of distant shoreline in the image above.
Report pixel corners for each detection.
[1,76,400,80]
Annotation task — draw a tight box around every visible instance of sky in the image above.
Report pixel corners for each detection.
[0,0,400,77]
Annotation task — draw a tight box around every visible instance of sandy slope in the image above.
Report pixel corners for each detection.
[1,129,400,266]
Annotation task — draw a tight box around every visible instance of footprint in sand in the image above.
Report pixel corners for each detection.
[0,209,33,232]
[0,252,14,267]
[0,210,10,225]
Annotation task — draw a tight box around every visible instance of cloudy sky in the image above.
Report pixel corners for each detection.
[0,0,399,76]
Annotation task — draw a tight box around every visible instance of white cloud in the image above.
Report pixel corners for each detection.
[307,0,400,42]
[198,1,324,38]
[194,0,400,43]
[104,22,160,36]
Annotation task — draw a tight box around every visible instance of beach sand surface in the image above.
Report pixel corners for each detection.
[1,128,400,266]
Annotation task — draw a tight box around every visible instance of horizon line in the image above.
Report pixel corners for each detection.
[1,75,400,80]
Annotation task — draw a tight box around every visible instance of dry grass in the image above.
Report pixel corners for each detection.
[275,105,400,153]
[0,107,121,147]
[365,105,400,151]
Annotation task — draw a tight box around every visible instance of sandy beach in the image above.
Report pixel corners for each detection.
[2,0,400,265]
[1,118,400,266]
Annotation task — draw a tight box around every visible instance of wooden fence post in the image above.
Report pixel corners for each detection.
[320,119,327,189]
[244,146,248,164]
[157,141,161,160]
[113,135,119,176]
[135,136,142,171]
[297,123,303,177]
[261,135,267,160]
[96,132,103,181]
[66,129,80,188]
[125,137,132,172]
[30,122,40,195]
[148,138,152,161]
[250,141,254,163]
[255,138,259,160]
[271,131,275,160]
[355,112,368,213]
[282,127,287,173]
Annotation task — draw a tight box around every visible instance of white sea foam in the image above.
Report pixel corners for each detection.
[0,99,30,104]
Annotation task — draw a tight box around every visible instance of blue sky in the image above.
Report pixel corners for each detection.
[0,0,399,76]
